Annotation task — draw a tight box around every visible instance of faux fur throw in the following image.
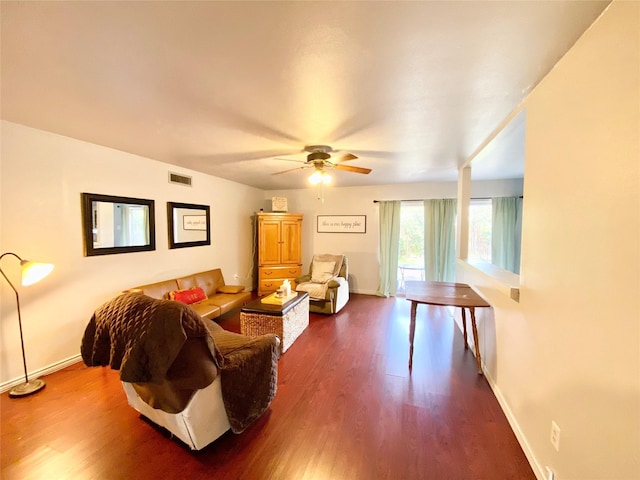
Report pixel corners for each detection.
[81,293,279,434]
[296,282,330,300]
[296,254,345,300]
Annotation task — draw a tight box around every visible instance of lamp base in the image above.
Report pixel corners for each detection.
[9,379,46,398]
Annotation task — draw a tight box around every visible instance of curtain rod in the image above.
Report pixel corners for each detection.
[372,196,523,203]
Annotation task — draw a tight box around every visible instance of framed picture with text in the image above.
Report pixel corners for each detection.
[317,215,366,233]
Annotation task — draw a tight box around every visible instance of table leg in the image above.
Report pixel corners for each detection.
[461,307,468,349]
[409,301,417,371]
[469,307,483,375]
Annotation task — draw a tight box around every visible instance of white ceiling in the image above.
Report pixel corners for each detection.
[1,1,610,190]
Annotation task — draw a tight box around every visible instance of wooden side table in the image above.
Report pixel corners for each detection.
[404,281,490,374]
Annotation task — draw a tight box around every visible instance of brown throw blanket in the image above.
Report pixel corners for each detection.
[204,321,280,433]
[81,293,279,434]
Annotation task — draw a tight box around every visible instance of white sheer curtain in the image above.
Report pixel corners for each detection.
[491,196,522,274]
[424,199,457,282]
[377,201,401,297]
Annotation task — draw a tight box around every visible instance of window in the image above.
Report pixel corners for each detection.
[468,199,492,263]
[398,202,425,291]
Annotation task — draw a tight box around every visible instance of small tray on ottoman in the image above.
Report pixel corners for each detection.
[260,291,298,305]
[240,292,309,353]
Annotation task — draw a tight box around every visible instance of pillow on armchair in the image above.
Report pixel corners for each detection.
[310,261,336,283]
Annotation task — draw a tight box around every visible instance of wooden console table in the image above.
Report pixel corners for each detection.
[404,281,490,374]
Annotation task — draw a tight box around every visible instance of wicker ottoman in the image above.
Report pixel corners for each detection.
[240,292,309,353]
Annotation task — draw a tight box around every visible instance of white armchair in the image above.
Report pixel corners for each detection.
[295,254,349,314]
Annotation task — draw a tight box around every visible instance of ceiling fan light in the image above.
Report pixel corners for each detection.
[308,170,323,185]
[309,170,332,185]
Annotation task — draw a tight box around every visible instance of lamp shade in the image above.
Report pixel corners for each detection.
[308,170,331,185]
[21,260,54,286]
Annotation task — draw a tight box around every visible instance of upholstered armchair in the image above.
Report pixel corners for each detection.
[81,293,280,450]
[295,254,349,314]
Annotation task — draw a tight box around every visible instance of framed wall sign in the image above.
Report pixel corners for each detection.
[271,196,288,212]
[167,202,211,249]
[182,215,207,231]
[317,215,366,234]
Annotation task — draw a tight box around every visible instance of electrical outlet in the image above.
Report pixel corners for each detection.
[545,466,555,480]
[550,421,561,451]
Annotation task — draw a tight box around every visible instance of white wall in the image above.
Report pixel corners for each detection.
[457,2,639,479]
[264,178,523,294]
[0,121,264,388]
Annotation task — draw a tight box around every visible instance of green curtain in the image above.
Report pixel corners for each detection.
[423,199,457,282]
[491,196,522,274]
[377,201,401,297]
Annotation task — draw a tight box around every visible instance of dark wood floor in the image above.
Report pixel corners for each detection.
[1,293,534,480]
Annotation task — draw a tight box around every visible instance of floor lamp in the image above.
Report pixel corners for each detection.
[0,252,54,398]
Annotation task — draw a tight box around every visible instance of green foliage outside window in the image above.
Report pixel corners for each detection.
[399,203,424,266]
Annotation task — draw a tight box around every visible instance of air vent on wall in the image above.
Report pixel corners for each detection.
[169,172,192,186]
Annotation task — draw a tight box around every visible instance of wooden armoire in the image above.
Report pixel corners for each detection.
[256,212,303,296]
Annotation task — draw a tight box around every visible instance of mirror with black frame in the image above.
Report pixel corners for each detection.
[81,193,156,256]
[167,202,211,249]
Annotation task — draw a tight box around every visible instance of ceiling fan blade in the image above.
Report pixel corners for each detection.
[272,166,309,176]
[334,164,372,174]
[333,152,358,162]
[274,150,310,162]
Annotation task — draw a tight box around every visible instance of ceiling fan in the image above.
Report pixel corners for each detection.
[272,145,372,183]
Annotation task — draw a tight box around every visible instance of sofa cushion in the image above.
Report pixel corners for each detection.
[177,269,225,297]
[190,300,222,320]
[217,285,244,294]
[132,279,180,300]
[207,291,252,315]
[170,287,208,305]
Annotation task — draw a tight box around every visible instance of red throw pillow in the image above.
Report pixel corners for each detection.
[170,287,207,305]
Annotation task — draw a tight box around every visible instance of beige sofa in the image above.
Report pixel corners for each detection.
[127,268,251,319]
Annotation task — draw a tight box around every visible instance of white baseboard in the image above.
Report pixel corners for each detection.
[482,367,545,480]
[349,288,382,296]
[0,354,82,393]
[451,315,544,480]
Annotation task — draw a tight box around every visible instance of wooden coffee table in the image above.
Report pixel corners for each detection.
[240,292,309,353]
[405,281,490,374]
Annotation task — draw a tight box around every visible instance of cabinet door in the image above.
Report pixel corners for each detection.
[281,218,301,264]
[259,219,282,265]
